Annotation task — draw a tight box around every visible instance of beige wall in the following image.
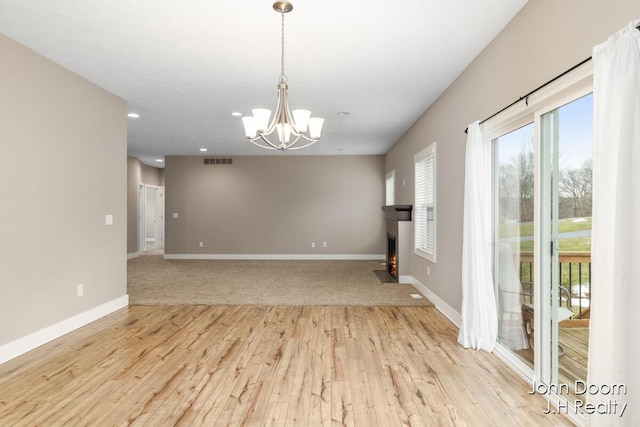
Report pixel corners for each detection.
[385,0,638,313]
[164,156,385,257]
[126,157,164,254]
[0,34,127,346]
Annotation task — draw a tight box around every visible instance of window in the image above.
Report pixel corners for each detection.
[385,170,395,205]
[414,143,436,262]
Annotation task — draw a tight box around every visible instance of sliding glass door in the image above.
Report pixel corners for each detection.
[491,86,592,400]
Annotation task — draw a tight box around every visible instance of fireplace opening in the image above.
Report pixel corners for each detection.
[387,234,397,280]
[382,205,412,283]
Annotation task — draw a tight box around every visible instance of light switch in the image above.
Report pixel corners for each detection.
[105,214,113,225]
[173,213,179,219]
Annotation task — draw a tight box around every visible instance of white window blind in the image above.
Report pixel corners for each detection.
[385,170,395,205]
[414,143,436,262]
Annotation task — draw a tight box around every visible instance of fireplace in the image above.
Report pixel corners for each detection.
[381,205,412,282]
[387,235,397,279]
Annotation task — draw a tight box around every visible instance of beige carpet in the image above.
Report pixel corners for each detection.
[128,254,433,306]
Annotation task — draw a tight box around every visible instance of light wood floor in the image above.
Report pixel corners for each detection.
[0,305,573,426]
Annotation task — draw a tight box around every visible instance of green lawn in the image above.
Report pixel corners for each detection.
[519,237,591,252]
[500,217,591,253]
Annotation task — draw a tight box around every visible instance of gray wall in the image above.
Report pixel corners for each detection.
[164,155,385,256]
[126,157,164,254]
[385,0,638,313]
[0,34,127,346]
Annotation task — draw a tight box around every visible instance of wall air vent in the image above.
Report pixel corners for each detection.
[204,158,233,165]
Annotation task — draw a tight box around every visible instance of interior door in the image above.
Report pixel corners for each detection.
[154,188,165,249]
[138,184,145,252]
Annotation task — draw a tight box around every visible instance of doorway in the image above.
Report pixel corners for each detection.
[138,185,165,253]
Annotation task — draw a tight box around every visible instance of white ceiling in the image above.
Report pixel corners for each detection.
[0,0,527,166]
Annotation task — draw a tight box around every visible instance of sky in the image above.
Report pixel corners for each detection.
[557,92,593,169]
[496,92,593,170]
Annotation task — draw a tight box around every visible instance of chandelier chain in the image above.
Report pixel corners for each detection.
[279,9,287,83]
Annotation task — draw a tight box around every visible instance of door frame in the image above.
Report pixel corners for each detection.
[139,184,165,252]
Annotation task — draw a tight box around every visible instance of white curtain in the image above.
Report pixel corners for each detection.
[588,21,640,427]
[457,121,498,352]
[497,242,529,351]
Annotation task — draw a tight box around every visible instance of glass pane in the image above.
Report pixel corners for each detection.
[551,93,593,397]
[493,122,535,368]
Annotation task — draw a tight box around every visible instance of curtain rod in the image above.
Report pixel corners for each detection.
[464,24,640,134]
[463,56,591,134]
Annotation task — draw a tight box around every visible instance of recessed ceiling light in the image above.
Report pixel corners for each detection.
[337,111,350,116]
[231,112,242,117]
[128,113,140,118]
[200,148,208,152]
[155,158,163,163]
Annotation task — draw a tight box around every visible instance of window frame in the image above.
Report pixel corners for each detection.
[385,170,395,206]
[414,142,437,262]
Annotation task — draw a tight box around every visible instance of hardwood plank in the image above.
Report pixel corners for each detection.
[330,307,355,426]
[307,306,333,427]
[343,307,379,427]
[284,306,318,426]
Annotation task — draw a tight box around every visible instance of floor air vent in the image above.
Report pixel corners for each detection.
[204,158,233,165]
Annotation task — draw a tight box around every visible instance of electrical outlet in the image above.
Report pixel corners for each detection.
[199,241,204,248]
[311,242,315,248]
[77,283,84,297]
[323,241,327,247]
[427,266,430,276]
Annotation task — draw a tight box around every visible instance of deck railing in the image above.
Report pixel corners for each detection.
[519,252,591,320]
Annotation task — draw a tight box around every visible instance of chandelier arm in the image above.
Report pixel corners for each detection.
[285,133,304,149]
[263,83,303,137]
[252,131,305,151]
[282,139,320,150]
[300,135,319,143]
[262,84,286,135]
[282,98,303,136]
[248,139,278,150]
[257,133,284,150]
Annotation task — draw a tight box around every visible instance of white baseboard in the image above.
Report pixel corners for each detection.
[127,252,140,259]
[0,295,129,365]
[164,254,386,261]
[408,276,462,328]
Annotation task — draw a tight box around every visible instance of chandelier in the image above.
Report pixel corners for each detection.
[241,2,324,151]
